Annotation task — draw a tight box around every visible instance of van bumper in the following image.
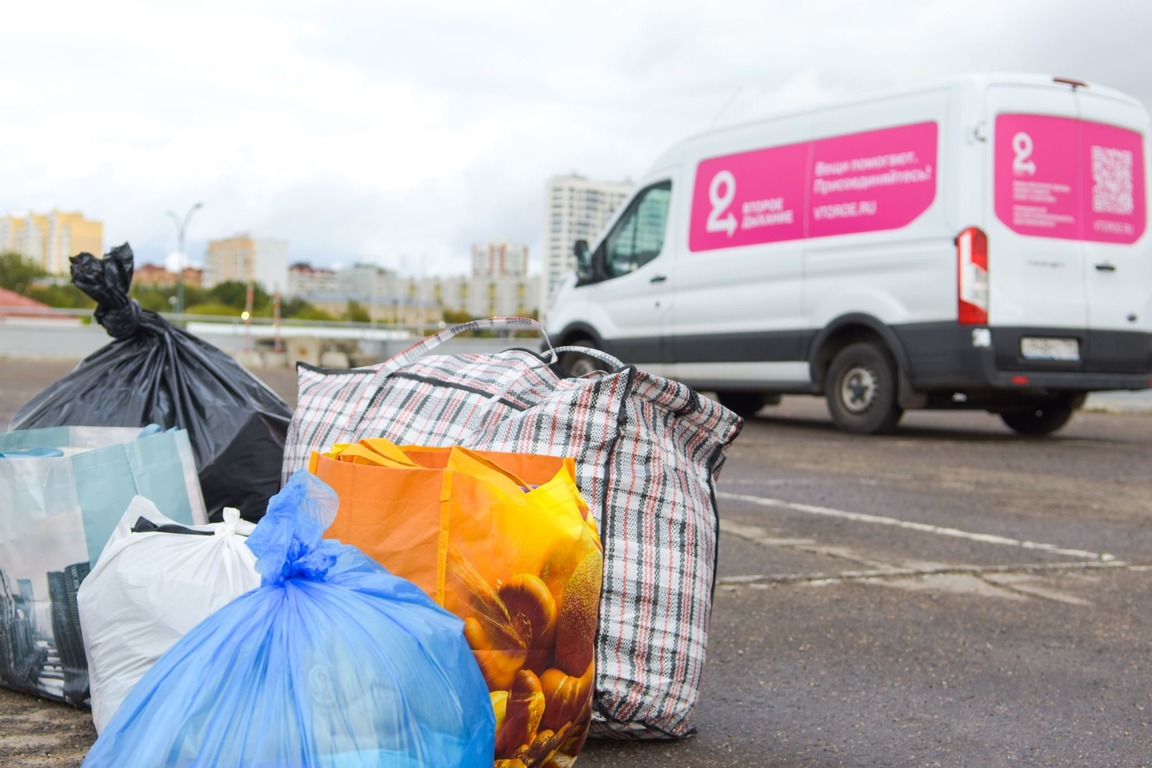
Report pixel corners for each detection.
[897,323,1152,393]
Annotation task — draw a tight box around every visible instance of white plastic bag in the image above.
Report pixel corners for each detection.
[78,496,261,733]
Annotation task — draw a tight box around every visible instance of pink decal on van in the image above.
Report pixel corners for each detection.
[689,142,808,252]
[994,114,1146,243]
[994,114,1081,239]
[808,122,938,238]
[689,122,938,252]
[1082,120,1146,243]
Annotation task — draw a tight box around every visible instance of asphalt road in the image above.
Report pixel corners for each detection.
[2,358,1151,767]
[697,398,1152,768]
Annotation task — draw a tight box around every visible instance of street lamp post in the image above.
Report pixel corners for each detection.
[166,202,203,316]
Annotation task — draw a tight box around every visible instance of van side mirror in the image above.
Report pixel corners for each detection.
[574,239,593,281]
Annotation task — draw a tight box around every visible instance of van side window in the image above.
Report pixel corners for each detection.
[602,181,672,279]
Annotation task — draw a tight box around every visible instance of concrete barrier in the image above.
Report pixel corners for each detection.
[319,351,351,368]
[0,323,108,360]
[284,337,323,367]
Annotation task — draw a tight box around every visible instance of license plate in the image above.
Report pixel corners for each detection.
[1020,337,1080,361]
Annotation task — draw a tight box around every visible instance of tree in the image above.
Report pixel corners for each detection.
[208,281,270,311]
[442,308,473,325]
[184,302,247,317]
[129,284,210,314]
[278,296,310,318]
[280,297,335,321]
[286,305,337,322]
[0,252,47,293]
[345,300,371,323]
[26,282,94,310]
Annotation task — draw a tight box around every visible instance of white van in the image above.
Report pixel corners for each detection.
[545,73,1152,435]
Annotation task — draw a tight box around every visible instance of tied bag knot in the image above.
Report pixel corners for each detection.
[70,246,151,341]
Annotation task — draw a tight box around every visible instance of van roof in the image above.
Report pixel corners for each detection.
[646,72,1144,170]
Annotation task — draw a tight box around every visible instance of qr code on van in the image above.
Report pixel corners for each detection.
[1091,145,1134,215]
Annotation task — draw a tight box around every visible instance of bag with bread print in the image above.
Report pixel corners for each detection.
[312,439,602,768]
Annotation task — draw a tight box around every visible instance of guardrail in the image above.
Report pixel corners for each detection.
[0,314,540,368]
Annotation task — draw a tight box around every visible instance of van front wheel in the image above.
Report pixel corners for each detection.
[825,343,903,434]
[558,341,608,378]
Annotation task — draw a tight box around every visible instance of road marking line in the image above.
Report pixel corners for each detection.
[718,491,1116,561]
[717,558,1136,587]
[981,573,1093,606]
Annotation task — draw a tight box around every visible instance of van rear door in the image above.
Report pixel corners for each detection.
[1072,87,1151,371]
[988,82,1150,370]
[987,83,1088,348]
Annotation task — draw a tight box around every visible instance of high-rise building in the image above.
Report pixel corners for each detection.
[472,240,529,278]
[47,561,90,705]
[203,235,289,293]
[542,175,632,298]
[15,579,35,634]
[0,211,103,275]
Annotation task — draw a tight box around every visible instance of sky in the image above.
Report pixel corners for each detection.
[2,0,1150,278]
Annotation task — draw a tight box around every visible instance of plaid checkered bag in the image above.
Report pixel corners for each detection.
[282,317,743,739]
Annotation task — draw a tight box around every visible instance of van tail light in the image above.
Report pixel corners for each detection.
[957,226,989,325]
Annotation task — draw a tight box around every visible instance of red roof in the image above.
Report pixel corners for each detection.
[0,286,51,309]
[0,286,73,320]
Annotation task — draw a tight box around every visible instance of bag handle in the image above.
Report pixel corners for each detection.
[130,507,247,537]
[131,517,213,536]
[369,316,556,385]
[337,318,555,444]
[553,344,627,373]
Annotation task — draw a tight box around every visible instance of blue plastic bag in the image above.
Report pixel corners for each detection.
[82,471,496,768]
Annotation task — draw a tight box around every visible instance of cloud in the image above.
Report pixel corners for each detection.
[2,0,1149,276]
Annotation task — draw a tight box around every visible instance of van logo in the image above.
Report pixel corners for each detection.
[1012,132,1038,176]
[706,170,738,236]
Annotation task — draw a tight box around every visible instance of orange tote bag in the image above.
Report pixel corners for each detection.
[312,439,602,768]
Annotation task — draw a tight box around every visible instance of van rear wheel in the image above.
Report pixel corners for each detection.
[999,396,1080,435]
[825,342,903,434]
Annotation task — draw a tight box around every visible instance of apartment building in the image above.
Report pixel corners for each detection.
[287,243,540,322]
[133,264,203,289]
[0,211,103,275]
[203,235,289,293]
[287,263,339,297]
[542,175,632,298]
[472,240,529,278]
[433,273,539,319]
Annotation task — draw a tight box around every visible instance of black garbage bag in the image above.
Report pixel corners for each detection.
[10,243,292,522]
